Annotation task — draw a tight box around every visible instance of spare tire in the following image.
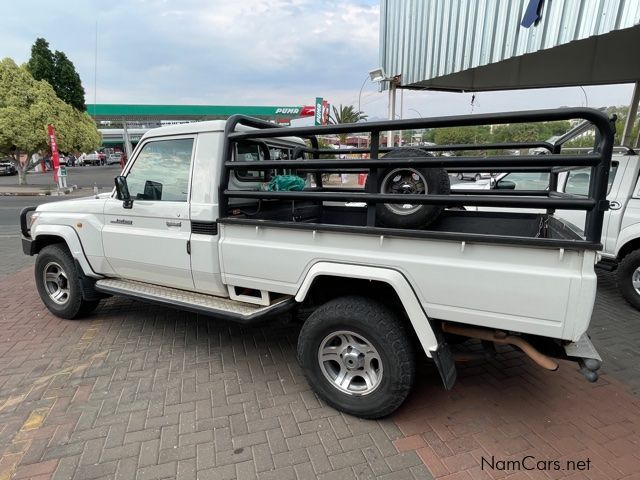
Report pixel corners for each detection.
[365,148,450,229]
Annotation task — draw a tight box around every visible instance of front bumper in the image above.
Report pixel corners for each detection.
[20,206,37,255]
[22,237,35,256]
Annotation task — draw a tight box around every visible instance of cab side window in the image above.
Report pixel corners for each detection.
[496,172,550,190]
[565,163,618,196]
[235,142,266,181]
[126,138,194,202]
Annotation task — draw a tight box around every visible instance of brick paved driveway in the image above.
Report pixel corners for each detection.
[0,267,638,480]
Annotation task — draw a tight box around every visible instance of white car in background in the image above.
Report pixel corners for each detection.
[84,151,105,166]
[106,153,122,165]
[455,171,493,181]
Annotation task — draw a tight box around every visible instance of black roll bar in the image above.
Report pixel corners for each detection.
[218,108,614,245]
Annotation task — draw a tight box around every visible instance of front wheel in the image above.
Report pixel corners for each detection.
[297,296,415,419]
[616,250,640,310]
[35,244,100,319]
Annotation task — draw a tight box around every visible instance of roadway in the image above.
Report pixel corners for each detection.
[0,164,122,189]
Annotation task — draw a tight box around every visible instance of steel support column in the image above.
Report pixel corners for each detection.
[622,81,640,146]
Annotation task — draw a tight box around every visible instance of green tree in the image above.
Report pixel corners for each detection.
[329,104,368,145]
[52,51,86,111]
[26,38,86,111]
[0,58,100,185]
[492,123,540,144]
[538,120,572,139]
[26,38,55,85]
[433,126,490,151]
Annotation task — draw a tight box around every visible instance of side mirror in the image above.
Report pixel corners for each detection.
[495,180,516,190]
[114,176,133,209]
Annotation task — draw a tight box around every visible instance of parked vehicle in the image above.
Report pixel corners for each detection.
[0,161,17,176]
[84,151,104,166]
[456,171,492,181]
[20,108,612,418]
[106,153,122,165]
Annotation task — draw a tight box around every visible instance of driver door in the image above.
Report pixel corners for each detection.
[102,136,195,290]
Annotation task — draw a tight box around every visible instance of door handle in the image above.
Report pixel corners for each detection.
[166,221,182,227]
[609,201,621,210]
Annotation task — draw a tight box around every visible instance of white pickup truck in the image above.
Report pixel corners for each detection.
[21,109,612,418]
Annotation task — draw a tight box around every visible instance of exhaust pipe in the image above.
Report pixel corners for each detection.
[442,323,559,371]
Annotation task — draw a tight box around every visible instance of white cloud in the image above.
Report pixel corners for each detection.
[0,0,634,121]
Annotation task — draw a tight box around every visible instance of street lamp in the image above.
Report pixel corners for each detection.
[369,67,400,148]
[368,67,387,83]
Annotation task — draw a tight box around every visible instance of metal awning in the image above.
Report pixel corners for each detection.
[408,25,640,92]
[378,0,640,145]
[380,0,640,91]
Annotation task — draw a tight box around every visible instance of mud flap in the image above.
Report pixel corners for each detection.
[432,342,457,390]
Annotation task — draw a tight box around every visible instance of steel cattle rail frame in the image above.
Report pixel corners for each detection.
[218,108,614,248]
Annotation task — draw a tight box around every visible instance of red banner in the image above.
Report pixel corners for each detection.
[47,124,60,182]
[322,100,329,125]
[299,105,315,117]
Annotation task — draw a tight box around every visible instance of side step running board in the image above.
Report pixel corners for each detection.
[95,278,295,324]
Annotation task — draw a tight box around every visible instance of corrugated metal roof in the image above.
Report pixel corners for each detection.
[380,0,640,90]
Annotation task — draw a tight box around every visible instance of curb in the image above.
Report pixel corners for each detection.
[0,185,78,197]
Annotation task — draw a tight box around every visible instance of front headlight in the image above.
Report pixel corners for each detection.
[28,212,40,228]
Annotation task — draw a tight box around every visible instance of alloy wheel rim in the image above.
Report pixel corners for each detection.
[318,330,383,396]
[380,168,427,215]
[632,267,640,295]
[43,261,70,305]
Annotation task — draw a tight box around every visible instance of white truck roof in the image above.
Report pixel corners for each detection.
[142,120,227,139]
[140,120,306,146]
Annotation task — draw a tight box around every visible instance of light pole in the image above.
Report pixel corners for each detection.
[357,75,369,119]
[408,108,423,145]
[357,75,370,149]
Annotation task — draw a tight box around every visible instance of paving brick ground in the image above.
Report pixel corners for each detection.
[0,266,638,480]
[0,236,34,281]
[0,269,429,480]
[393,272,640,480]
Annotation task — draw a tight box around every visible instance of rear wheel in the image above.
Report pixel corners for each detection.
[297,296,415,418]
[35,244,100,319]
[616,250,640,310]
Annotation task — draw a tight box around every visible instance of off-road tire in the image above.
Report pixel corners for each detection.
[616,249,640,310]
[365,148,450,229]
[35,244,100,319]
[297,296,415,419]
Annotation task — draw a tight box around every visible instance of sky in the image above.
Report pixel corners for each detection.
[0,0,635,121]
